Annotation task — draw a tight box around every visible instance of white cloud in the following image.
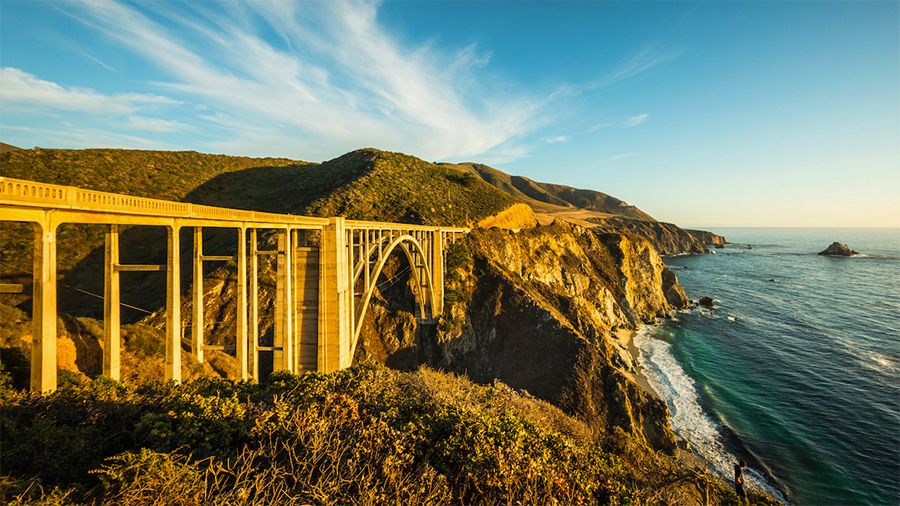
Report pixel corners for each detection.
[1,124,177,150]
[124,116,193,133]
[0,67,177,115]
[627,113,649,127]
[546,135,570,144]
[606,153,632,161]
[63,0,547,161]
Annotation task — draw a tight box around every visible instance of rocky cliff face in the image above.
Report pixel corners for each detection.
[589,216,726,255]
[358,221,689,451]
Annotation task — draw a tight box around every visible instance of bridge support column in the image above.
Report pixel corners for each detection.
[249,228,258,380]
[166,224,182,383]
[103,225,121,380]
[432,230,444,317]
[319,217,351,372]
[192,228,204,362]
[236,227,248,380]
[31,219,57,393]
[274,229,293,372]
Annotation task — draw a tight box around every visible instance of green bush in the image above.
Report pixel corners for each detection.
[0,363,760,505]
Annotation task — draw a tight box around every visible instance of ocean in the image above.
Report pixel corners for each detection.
[635,228,900,506]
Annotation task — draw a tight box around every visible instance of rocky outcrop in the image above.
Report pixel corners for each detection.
[589,216,726,255]
[476,203,539,229]
[357,221,689,452]
[686,229,728,247]
[818,242,858,256]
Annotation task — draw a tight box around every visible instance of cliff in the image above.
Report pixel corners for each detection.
[589,216,727,255]
[357,220,689,451]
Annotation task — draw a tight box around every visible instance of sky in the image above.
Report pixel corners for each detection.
[1,1,898,228]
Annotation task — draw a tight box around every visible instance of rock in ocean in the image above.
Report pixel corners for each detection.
[698,296,715,308]
[818,242,858,256]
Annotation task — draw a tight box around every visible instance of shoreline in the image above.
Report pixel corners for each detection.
[612,328,661,400]
[613,327,713,471]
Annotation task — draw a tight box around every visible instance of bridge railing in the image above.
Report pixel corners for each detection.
[0,176,330,226]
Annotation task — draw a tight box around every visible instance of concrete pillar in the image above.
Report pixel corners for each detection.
[166,224,182,383]
[192,227,204,362]
[31,219,57,393]
[319,217,351,372]
[249,228,258,380]
[431,229,444,317]
[103,224,121,380]
[274,229,293,372]
[236,226,248,380]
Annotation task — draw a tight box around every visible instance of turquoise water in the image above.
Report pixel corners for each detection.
[636,228,900,506]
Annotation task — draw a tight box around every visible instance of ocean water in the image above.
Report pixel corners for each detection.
[635,228,900,506]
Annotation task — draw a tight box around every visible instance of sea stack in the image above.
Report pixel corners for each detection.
[818,242,858,256]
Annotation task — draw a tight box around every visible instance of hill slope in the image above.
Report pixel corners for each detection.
[447,162,656,221]
[442,161,725,254]
[265,149,519,226]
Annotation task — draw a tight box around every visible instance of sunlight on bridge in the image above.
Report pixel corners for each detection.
[0,177,466,392]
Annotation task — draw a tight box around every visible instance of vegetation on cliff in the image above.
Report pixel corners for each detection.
[1,362,773,506]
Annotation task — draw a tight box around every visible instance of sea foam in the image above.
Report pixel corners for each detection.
[633,324,789,503]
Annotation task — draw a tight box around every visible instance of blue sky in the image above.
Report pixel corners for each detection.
[1,1,897,228]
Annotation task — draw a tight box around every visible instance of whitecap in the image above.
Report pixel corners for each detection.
[633,325,790,503]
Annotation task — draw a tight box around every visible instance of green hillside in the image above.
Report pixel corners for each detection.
[448,161,656,221]
[269,149,518,226]
[0,148,304,203]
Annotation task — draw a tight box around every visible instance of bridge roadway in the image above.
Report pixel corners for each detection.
[0,177,466,392]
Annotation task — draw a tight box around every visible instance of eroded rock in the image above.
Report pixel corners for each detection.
[818,242,858,256]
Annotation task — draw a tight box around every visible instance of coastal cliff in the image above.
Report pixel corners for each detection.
[358,220,689,451]
[589,216,726,255]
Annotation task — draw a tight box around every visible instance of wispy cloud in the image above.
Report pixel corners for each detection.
[124,116,194,133]
[627,113,649,127]
[0,67,178,115]
[593,45,682,88]
[1,124,176,150]
[546,135,570,144]
[59,0,546,161]
[606,153,632,162]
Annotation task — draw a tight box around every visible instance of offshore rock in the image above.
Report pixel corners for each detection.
[699,296,715,308]
[818,242,858,256]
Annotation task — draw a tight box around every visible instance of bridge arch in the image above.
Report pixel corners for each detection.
[350,234,437,359]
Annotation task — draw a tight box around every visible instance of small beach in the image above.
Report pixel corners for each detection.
[612,328,660,400]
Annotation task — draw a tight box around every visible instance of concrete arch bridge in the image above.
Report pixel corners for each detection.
[0,177,467,392]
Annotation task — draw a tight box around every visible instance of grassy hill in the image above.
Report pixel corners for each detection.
[447,162,656,221]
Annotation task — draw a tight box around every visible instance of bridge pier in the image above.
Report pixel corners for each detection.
[237,226,248,380]
[273,228,293,372]
[31,219,58,393]
[320,217,352,372]
[103,225,121,380]
[249,228,259,380]
[165,224,182,383]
